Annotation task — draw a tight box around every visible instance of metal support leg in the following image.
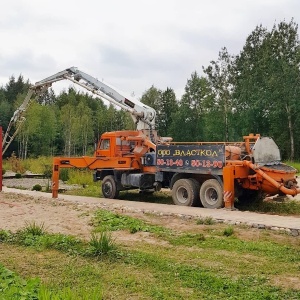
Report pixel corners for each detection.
[223,166,235,210]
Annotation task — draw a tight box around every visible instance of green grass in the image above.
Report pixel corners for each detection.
[65,184,101,197]
[0,263,102,300]
[86,232,117,257]
[23,221,47,236]
[196,216,216,225]
[1,210,300,299]
[65,169,95,186]
[0,264,40,299]
[223,225,234,236]
[236,199,300,215]
[2,156,52,175]
[92,209,170,235]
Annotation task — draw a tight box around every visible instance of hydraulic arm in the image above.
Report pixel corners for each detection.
[2,67,157,155]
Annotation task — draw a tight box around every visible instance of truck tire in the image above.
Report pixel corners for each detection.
[172,179,198,206]
[102,175,119,199]
[190,178,201,207]
[200,179,223,209]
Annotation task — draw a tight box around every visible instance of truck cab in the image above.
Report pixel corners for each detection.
[95,131,140,159]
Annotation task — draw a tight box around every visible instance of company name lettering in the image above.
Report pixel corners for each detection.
[158,148,219,157]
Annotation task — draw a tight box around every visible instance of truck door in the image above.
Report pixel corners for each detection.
[97,138,111,157]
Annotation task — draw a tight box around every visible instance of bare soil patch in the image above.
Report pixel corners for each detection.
[0,192,93,239]
[0,190,195,245]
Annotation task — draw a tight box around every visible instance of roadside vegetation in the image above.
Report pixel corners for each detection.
[0,212,300,299]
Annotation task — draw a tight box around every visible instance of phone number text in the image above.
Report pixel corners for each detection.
[156,158,223,168]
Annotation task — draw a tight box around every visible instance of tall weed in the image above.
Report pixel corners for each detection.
[23,221,46,236]
[87,231,117,257]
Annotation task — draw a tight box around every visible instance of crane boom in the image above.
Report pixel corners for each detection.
[2,67,157,155]
[35,67,156,130]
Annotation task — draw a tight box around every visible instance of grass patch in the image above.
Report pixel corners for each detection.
[65,184,101,197]
[86,232,117,257]
[23,221,46,236]
[66,169,95,186]
[223,225,234,236]
[236,199,300,215]
[3,227,83,254]
[1,214,300,299]
[22,156,52,175]
[91,209,170,235]
[196,216,216,225]
[0,262,103,300]
[0,264,40,299]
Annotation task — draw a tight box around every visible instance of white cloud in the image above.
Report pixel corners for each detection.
[0,0,299,100]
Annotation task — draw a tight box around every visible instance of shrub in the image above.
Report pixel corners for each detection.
[2,169,5,175]
[223,226,234,237]
[43,164,52,178]
[0,230,10,242]
[60,168,70,182]
[32,184,42,191]
[15,173,22,178]
[7,152,25,173]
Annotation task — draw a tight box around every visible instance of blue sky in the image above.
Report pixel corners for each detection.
[0,0,299,101]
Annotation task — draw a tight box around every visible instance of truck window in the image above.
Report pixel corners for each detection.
[100,139,110,150]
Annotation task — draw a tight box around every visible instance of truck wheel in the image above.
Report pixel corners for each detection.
[200,179,223,209]
[172,179,198,206]
[102,175,119,199]
[190,178,201,207]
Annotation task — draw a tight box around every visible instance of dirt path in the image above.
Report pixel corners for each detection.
[1,186,300,239]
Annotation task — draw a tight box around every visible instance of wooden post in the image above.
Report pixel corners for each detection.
[0,127,2,192]
[223,165,235,209]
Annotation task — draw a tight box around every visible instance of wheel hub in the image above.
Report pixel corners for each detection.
[177,187,188,204]
[104,182,112,194]
[205,188,218,205]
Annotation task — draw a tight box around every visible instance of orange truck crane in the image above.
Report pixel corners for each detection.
[2,67,300,209]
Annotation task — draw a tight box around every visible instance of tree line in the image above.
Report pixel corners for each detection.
[1,20,300,160]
